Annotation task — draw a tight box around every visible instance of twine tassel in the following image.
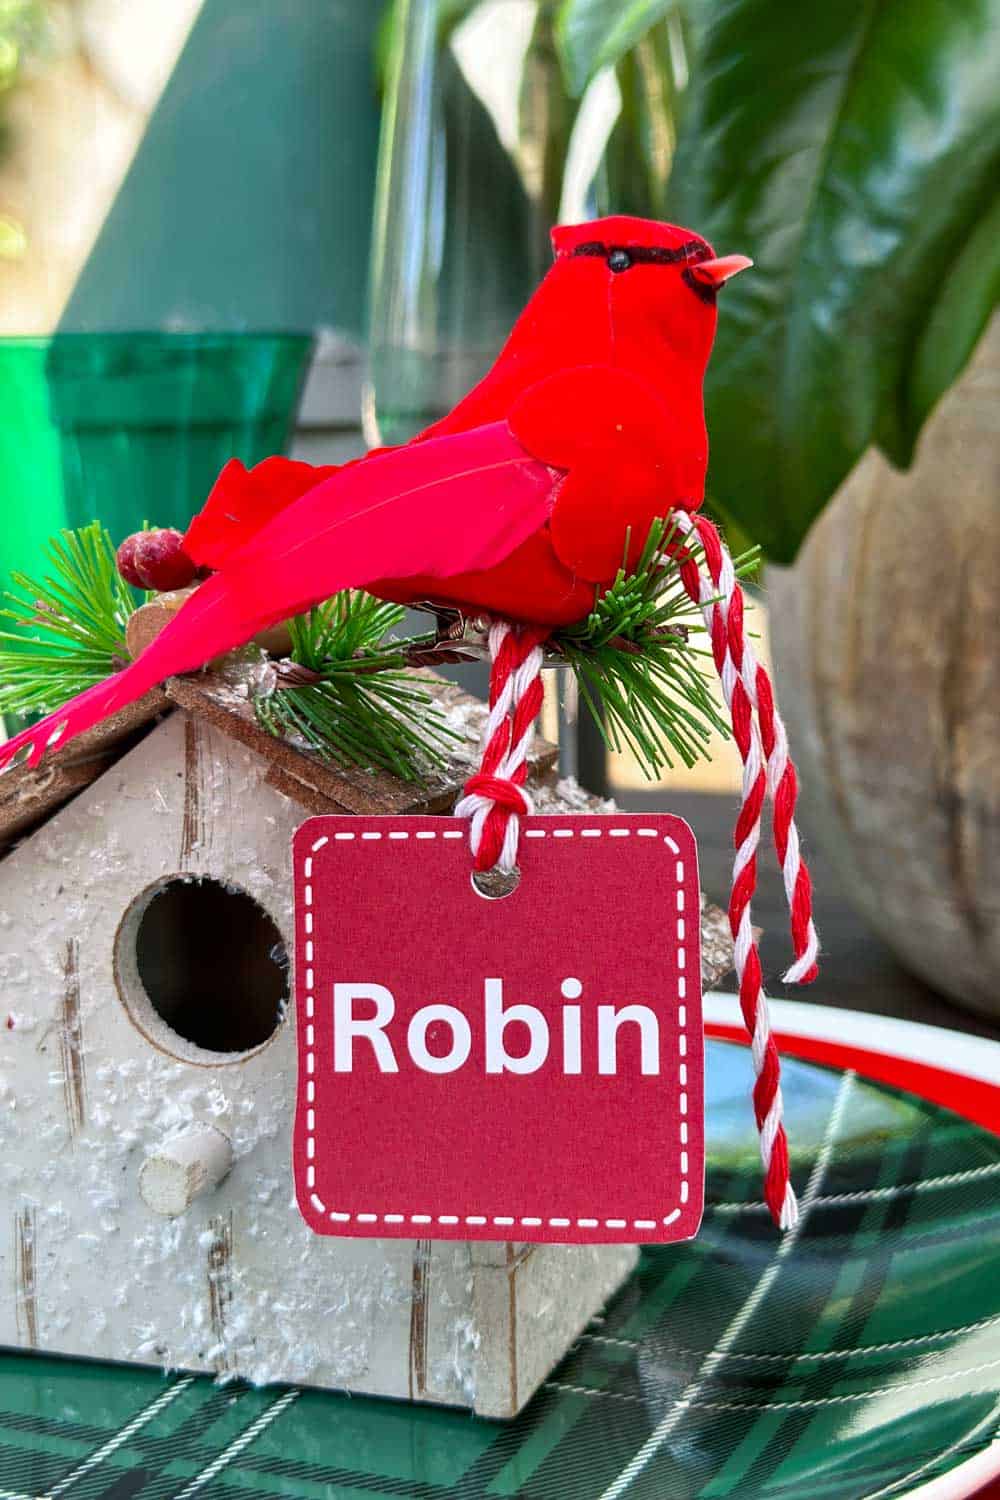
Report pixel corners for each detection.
[675,508,818,1228]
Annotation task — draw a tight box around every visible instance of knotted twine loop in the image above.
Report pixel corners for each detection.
[673,508,821,1230]
[455,620,548,875]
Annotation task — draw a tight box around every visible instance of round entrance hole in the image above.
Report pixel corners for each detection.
[115,876,288,1063]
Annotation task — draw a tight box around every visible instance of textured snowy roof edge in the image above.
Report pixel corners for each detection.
[0,674,733,987]
[0,673,558,855]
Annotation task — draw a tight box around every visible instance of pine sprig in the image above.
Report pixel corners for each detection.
[253,593,461,782]
[553,518,758,778]
[0,518,755,786]
[0,523,140,719]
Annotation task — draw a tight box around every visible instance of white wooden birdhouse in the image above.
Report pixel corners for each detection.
[0,672,731,1417]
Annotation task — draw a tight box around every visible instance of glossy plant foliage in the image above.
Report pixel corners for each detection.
[380,0,999,560]
[556,0,679,96]
[557,0,1000,561]
[664,0,1000,561]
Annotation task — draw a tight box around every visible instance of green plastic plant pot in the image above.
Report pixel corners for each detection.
[44,332,314,541]
[0,339,69,582]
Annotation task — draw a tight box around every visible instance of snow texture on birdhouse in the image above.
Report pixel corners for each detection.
[0,674,732,1417]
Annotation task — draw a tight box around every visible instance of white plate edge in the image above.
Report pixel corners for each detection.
[704,993,1000,1088]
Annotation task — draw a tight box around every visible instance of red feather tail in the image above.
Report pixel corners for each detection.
[2,419,557,775]
[0,574,252,772]
[183,456,341,572]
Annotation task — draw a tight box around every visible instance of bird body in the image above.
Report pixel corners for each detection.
[0,216,749,771]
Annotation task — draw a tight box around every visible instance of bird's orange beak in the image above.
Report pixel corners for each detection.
[689,254,753,288]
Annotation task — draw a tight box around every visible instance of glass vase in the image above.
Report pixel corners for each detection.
[363,0,578,447]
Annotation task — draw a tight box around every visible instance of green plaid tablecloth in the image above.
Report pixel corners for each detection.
[2,1041,998,1499]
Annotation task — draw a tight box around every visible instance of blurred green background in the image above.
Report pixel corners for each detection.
[0,0,380,576]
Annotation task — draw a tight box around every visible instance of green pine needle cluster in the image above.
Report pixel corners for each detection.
[0,517,754,786]
[252,594,460,781]
[553,518,758,778]
[0,523,140,720]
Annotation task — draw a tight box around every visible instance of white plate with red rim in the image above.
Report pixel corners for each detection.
[705,993,1000,1500]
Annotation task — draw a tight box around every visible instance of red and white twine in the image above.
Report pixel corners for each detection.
[673,508,819,1229]
[455,621,547,874]
[672,511,819,982]
[456,517,818,1230]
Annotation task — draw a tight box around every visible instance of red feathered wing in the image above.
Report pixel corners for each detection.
[183,455,343,571]
[218,421,556,627]
[0,421,558,770]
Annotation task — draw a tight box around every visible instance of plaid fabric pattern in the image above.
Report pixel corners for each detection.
[1,1042,998,1500]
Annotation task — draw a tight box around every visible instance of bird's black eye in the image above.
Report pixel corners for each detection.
[607,249,632,273]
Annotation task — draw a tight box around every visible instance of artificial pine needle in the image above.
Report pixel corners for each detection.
[252,592,461,782]
[0,522,140,718]
[551,518,758,779]
[0,516,756,786]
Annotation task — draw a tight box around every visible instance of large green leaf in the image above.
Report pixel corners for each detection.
[902,190,1000,446]
[556,0,676,96]
[667,0,1000,563]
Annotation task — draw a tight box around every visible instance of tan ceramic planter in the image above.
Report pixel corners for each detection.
[768,316,1000,1019]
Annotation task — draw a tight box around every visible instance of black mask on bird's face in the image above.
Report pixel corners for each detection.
[549,217,751,372]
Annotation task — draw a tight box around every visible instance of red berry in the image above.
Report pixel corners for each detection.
[116,529,197,592]
[116,533,144,588]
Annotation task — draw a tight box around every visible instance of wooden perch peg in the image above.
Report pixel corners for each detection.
[125,586,292,661]
[138,1125,234,1217]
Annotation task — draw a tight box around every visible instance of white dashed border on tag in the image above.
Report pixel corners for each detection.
[299,822,690,1233]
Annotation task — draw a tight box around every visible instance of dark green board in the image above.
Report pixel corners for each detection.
[58,0,382,336]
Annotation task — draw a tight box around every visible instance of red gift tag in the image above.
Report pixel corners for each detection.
[293,812,704,1244]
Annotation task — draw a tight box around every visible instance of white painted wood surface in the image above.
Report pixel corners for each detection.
[0,710,636,1416]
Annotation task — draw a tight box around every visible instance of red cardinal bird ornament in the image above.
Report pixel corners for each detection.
[0,216,818,1227]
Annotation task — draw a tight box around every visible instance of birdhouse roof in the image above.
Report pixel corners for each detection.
[0,671,556,861]
[0,687,170,857]
[0,672,735,989]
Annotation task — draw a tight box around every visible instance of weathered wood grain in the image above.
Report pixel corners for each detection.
[769,315,1000,1018]
[164,671,558,817]
[0,690,168,855]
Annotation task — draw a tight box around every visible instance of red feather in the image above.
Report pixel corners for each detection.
[219,420,558,626]
[183,455,342,570]
[0,422,557,770]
